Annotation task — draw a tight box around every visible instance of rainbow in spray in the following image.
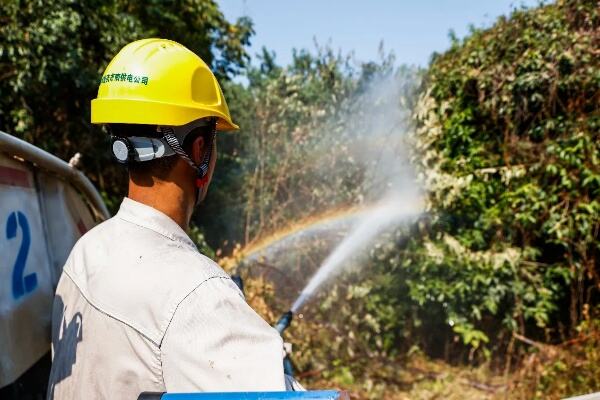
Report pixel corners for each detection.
[239,206,370,264]
[290,194,423,313]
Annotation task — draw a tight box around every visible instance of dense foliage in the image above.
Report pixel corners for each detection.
[409,0,598,353]
[0,0,252,209]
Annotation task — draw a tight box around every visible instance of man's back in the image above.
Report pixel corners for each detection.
[48,198,285,399]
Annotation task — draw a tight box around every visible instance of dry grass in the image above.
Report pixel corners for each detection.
[237,270,600,400]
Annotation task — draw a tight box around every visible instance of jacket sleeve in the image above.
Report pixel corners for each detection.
[161,276,286,392]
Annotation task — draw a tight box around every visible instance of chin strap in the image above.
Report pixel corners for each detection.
[160,123,216,190]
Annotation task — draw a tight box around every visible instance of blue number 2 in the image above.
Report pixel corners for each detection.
[6,211,37,299]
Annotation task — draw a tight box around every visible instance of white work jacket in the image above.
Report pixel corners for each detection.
[47,197,286,399]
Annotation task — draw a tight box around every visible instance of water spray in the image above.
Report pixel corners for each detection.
[290,196,422,314]
[240,71,422,379]
[268,195,421,378]
[278,200,420,318]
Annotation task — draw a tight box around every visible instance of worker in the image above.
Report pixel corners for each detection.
[47,39,293,399]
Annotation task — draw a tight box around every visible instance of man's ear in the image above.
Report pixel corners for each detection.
[190,135,206,165]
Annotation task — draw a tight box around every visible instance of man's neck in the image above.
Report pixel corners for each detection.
[127,179,192,231]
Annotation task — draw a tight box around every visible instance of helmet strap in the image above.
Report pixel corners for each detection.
[195,130,214,186]
[159,121,216,203]
[193,126,216,205]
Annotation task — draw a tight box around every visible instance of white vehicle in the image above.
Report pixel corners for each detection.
[0,131,109,398]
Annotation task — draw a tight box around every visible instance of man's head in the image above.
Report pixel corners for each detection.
[90,38,238,227]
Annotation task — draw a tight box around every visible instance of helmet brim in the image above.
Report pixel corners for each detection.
[91,98,239,131]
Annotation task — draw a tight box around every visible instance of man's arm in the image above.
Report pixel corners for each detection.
[161,276,286,392]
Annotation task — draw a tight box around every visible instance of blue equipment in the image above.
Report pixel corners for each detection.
[138,391,348,399]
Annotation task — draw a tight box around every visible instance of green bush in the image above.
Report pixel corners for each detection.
[407,0,599,355]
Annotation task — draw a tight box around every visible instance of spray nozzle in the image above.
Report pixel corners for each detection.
[230,274,244,295]
[274,311,293,335]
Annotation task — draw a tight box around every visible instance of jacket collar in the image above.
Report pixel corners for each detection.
[116,197,196,249]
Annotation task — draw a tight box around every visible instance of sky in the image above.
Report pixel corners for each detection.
[218,0,545,68]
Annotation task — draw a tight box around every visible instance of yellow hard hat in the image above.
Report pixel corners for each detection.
[91,38,238,131]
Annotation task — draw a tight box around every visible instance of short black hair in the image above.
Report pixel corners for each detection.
[109,123,215,180]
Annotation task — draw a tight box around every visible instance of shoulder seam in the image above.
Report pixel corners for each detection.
[116,215,197,250]
[63,269,161,346]
[116,215,176,242]
[159,275,232,347]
